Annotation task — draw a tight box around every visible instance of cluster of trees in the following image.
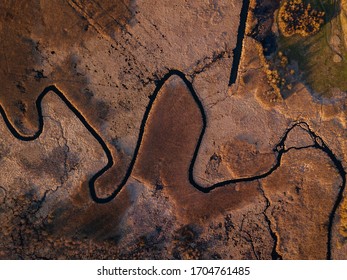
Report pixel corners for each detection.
[279,0,325,37]
[262,51,296,97]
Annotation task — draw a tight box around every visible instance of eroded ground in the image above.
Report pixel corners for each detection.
[1,0,347,259]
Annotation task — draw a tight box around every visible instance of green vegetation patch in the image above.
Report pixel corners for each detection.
[277,0,347,97]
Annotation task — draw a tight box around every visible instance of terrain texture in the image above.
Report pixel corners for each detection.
[1,0,347,259]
